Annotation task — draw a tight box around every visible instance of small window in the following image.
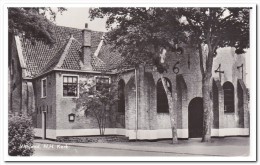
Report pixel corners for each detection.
[157,78,172,113]
[96,77,110,91]
[223,81,234,113]
[11,59,14,76]
[41,78,47,98]
[63,76,78,97]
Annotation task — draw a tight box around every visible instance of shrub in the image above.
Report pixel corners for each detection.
[74,78,118,135]
[8,114,34,156]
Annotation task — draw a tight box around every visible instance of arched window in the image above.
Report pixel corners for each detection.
[157,78,172,113]
[223,81,234,113]
[118,79,125,113]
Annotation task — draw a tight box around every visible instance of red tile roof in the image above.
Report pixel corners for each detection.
[20,25,122,78]
[98,43,124,70]
[60,38,82,70]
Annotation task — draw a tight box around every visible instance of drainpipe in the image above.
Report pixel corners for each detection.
[135,67,138,140]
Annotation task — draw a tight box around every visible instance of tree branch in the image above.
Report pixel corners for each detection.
[216,8,226,19]
[220,13,234,25]
[185,17,197,32]
[212,37,221,53]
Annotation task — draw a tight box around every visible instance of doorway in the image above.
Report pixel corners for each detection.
[42,111,46,139]
[188,97,203,138]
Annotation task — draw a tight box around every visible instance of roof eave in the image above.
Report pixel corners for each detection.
[32,68,117,79]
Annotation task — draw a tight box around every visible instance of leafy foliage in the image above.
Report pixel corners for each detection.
[8,114,34,156]
[90,8,186,67]
[179,8,249,54]
[8,7,66,45]
[74,77,118,135]
[90,7,250,68]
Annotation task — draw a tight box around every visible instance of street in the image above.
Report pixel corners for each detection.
[33,143,187,156]
[33,137,250,157]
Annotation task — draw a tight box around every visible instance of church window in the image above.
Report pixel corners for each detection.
[157,78,172,113]
[118,79,125,113]
[223,81,235,113]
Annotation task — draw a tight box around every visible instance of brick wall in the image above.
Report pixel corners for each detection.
[124,75,136,130]
[128,45,249,134]
[30,45,249,138]
[213,48,248,130]
[55,71,122,130]
[33,71,56,129]
[140,44,203,131]
[10,38,23,114]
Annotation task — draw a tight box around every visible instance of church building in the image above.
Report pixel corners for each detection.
[9,23,250,140]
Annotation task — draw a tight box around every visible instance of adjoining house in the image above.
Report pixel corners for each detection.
[9,23,250,140]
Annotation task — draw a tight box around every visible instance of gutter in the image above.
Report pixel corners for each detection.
[33,68,117,79]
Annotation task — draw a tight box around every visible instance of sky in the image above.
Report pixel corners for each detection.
[54,8,108,32]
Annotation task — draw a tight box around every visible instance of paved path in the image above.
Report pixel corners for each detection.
[34,137,249,156]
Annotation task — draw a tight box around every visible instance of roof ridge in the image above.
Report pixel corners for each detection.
[94,33,105,57]
[55,36,75,69]
[57,25,107,34]
[71,36,82,46]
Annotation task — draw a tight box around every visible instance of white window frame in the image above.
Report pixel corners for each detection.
[62,74,79,98]
[94,76,111,91]
[94,76,111,84]
[94,76,111,83]
[41,77,47,98]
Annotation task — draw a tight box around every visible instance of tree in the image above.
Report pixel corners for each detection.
[8,7,67,72]
[74,77,118,135]
[8,7,66,45]
[89,7,250,142]
[90,8,185,143]
[178,8,250,142]
[8,7,66,115]
[8,8,67,154]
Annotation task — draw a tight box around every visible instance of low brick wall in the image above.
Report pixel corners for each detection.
[56,135,129,143]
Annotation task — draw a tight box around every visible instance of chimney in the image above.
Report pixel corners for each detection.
[82,23,92,70]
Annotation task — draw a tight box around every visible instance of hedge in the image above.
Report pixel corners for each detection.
[8,114,34,156]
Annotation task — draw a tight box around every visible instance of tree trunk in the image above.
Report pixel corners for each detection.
[201,74,212,142]
[100,106,106,136]
[97,119,102,135]
[198,41,214,142]
[160,75,178,144]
